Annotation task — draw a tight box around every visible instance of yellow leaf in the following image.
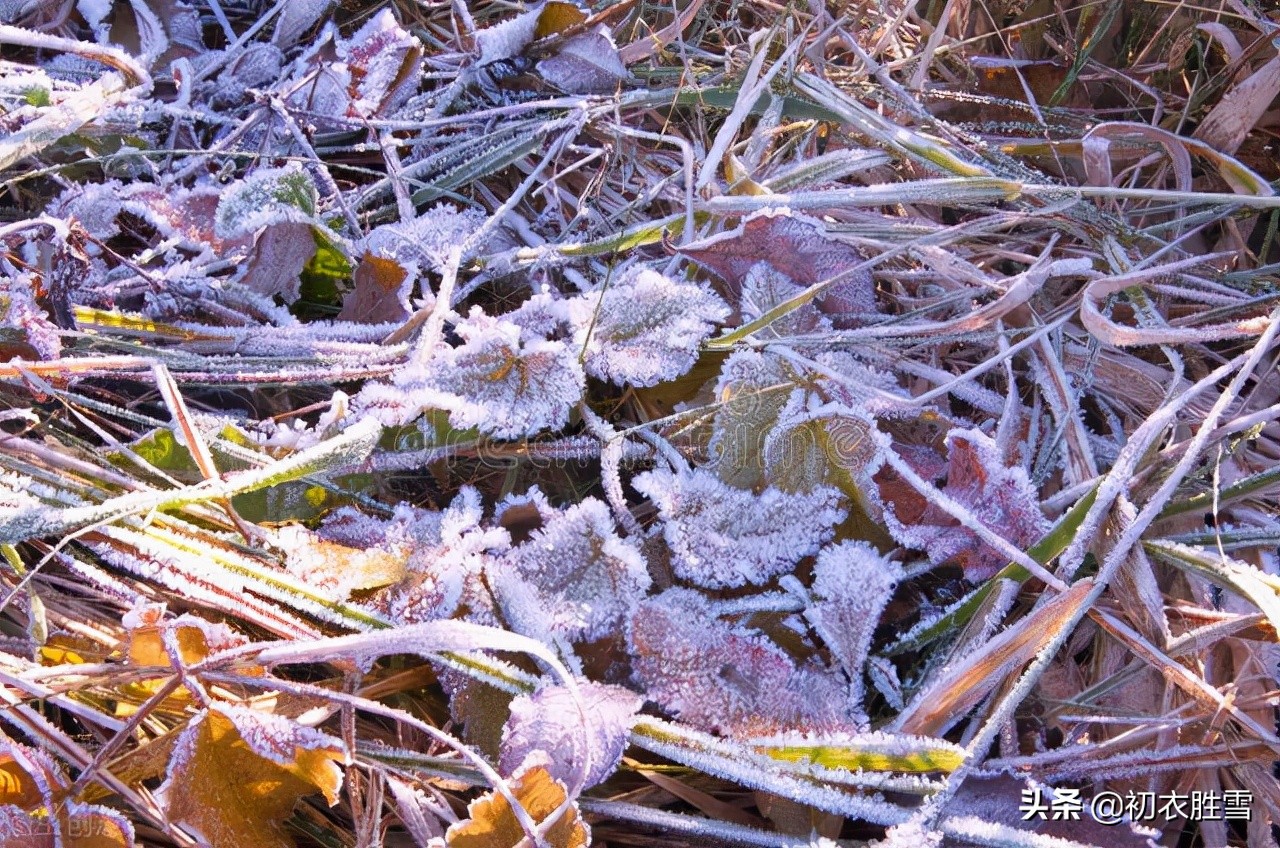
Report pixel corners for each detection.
[446,765,589,848]
[535,1,587,38]
[163,706,344,848]
[0,756,44,808]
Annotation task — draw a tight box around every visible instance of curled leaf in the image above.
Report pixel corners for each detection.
[499,680,642,789]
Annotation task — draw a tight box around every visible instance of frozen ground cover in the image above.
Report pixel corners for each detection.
[0,0,1279,846]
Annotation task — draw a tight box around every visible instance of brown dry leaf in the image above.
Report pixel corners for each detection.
[338,253,411,324]
[873,428,1048,581]
[679,210,874,317]
[162,704,344,848]
[276,523,409,597]
[0,737,134,847]
[897,580,1094,735]
[445,763,589,848]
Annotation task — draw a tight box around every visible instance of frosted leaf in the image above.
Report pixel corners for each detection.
[381,310,584,439]
[707,349,794,488]
[276,523,409,599]
[339,251,415,324]
[491,498,649,642]
[873,428,1048,581]
[679,209,875,317]
[213,703,342,767]
[628,588,858,736]
[632,467,844,588]
[0,271,62,359]
[762,390,879,495]
[499,680,642,789]
[340,203,482,323]
[474,7,539,65]
[506,291,571,341]
[215,165,318,241]
[337,9,424,118]
[368,204,484,275]
[272,0,333,47]
[122,600,248,656]
[569,267,729,387]
[344,491,508,626]
[802,542,902,709]
[239,221,318,302]
[48,182,122,239]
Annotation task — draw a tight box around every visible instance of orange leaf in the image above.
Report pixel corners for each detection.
[162,705,344,848]
[535,2,587,39]
[338,252,411,324]
[446,764,589,848]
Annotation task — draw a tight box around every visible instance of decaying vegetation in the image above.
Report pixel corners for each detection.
[0,0,1278,845]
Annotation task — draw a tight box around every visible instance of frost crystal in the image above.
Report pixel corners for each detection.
[569,267,729,387]
[491,498,649,642]
[499,680,642,789]
[632,467,845,588]
[628,588,858,736]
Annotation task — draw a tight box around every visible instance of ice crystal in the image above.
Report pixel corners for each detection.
[628,588,858,736]
[499,680,642,789]
[632,467,845,588]
[569,267,729,387]
[491,498,649,642]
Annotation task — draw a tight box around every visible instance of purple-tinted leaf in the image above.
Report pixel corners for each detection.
[874,428,1048,580]
[679,210,875,316]
[499,680,642,788]
[628,588,859,736]
[339,9,424,118]
[536,30,628,94]
[633,466,844,588]
[240,221,317,302]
